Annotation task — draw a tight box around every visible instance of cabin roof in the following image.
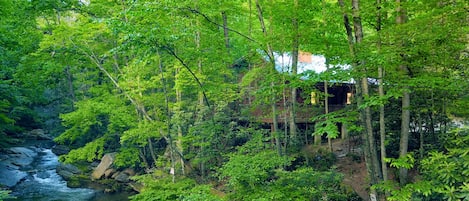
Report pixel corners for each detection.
[272,51,354,84]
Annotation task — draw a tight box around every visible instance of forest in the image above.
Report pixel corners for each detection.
[0,0,468,200]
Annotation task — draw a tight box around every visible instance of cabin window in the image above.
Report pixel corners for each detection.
[346,92,353,105]
[311,92,317,105]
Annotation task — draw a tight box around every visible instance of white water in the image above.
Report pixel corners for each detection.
[9,148,96,201]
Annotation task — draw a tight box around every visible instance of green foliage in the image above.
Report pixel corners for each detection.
[419,127,469,200]
[59,137,106,163]
[130,175,221,201]
[0,0,43,146]
[0,99,15,141]
[374,180,434,201]
[385,153,415,170]
[114,147,143,169]
[312,109,358,139]
[271,168,352,201]
[0,189,13,201]
[218,134,354,200]
[55,93,137,163]
[448,95,469,118]
[1,0,467,200]
[121,120,165,146]
[181,185,224,201]
[304,148,337,171]
[220,149,290,191]
[376,127,469,201]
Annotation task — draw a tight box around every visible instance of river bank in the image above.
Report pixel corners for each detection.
[0,132,134,201]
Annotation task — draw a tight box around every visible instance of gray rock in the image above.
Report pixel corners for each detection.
[7,147,37,167]
[56,163,81,181]
[0,147,38,187]
[0,165,28,187]
[57,163,81,174]
[57,169,75,180]
[23,129,52,140]
[90,161,99,167]
[122,168,136,176]
[114,172,130,183]
[129,182,143,193]
[51,145,70,156]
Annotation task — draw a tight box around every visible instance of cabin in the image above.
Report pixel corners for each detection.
[240,51,354,140]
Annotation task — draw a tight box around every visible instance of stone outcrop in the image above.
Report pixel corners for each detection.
[23,129,52,140]
[129,182,143,193]
[51,145,70,156]
[114,172,130,183]
[0,147,38,187]
[91,153,116,180]
[89,153,140,193]
[123,168,136,176]
[103,168,116,178]
[56,163,81,180]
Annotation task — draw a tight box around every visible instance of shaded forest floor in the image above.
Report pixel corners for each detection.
[336,154,369,199]
[333,139,369,200]
[304,139,369,200]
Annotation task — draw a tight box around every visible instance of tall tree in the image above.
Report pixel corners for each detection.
[339,0,382,199]
[376,0,389,195]
[396,0,410,186]
[289,0,299,143]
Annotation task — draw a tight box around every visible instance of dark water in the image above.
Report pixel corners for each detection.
[7,148,130,201]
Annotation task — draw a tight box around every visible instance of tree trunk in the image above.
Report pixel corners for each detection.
[325,80,332,152]
[256,0,282,156]
[64,65,76,108]
[399,91,410,185]
[283,76,289,154]
[418,115,424,159]
[377,0,389,197]
[396,0,410,186]
[339,0,381,199]
[222,11,230,53]
[289,0,299,143]
[147,138,158,167]
[174,69,185,175]
[194,15,207,177]
[272,81,282,156]
[339,0,372,178]
[353,0,382,185]
[139,148,150,170]
[337,0,353,148]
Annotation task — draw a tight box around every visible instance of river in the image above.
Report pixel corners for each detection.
[5,147,131,201]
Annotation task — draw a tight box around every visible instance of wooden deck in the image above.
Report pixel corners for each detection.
[249,104,346,124]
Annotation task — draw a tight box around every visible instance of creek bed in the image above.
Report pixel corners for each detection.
[4,147,130,201]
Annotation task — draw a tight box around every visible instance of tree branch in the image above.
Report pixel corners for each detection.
[183,7,257,43]
[163,46,211,110]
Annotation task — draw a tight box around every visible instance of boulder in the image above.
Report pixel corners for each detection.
[51,145,70,156]
[114,172,130,183]
[91,153,116,180]
[56,163,81,180]
[0,166,27,187]
[57,170,75,180]
[90,161,100,168]
[0,147,38,187]
[122,168,136,176]
[57,163,81,174]
[7,147,38,167]
[129,182,144,193]
[104,168,116,178]
[24,129,52,140]
[111,172,119,179]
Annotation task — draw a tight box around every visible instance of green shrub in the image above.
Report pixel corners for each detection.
[0,189,13,201]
